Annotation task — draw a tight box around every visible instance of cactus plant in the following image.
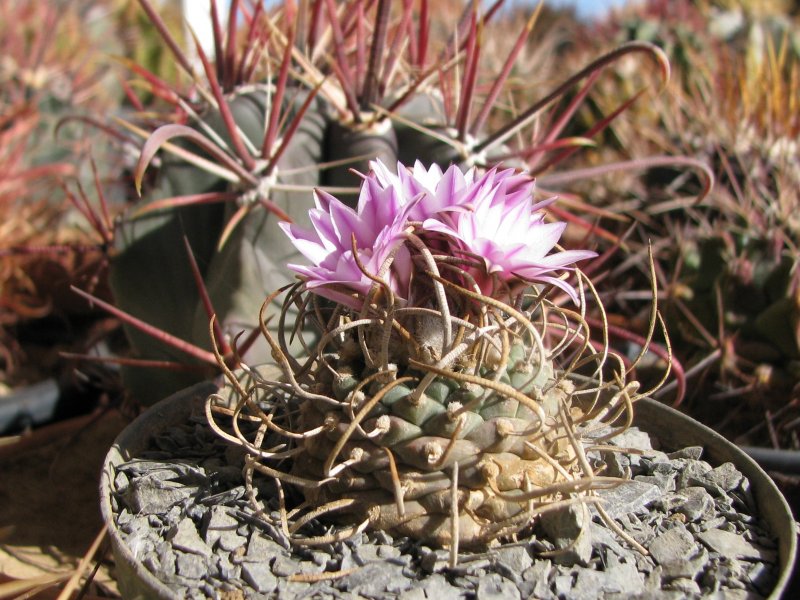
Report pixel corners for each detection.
[96,0,678,405]
[0,0,130,384]
[570,0,799,441]
[206,159,664,552]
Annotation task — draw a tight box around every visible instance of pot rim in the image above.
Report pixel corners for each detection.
[99,381,218,600]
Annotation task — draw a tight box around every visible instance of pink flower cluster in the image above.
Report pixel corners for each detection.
[280,160,596,309]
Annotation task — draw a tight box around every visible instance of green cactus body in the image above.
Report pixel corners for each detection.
[295,343,574,547]
[209,277,606,551]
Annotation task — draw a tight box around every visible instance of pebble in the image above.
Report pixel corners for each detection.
[476,572,521,600]
[271,554,306,578]
[553,573,574,597]
[668,446,704,460]
[677,458,713,488]
[603,450,631,478]
[400,588,427,600]
[607,427,653,452]
[706,462,745,492]
[175,551,207,579]
[648,524,698,569]
[593,479,662,518]
[156,541,176,577]
[240,561,277,594]
[125,476,196,514]
[676,486,715,522]
[493,545,533,578]
[340,561,410,596]
[667,576,702,595]
[274,579,311,598]
[589,521,629,559]
[411,573,463,600]
[221,553,242,579]
[604,558,645,594]
[111,420,781,599]
[699,528,777,562]
[538,503,593,565]
[523,559,554,598]
[245,532,285,562]
[747,561,775,595]
[169,519,212,557]
[204,505,247,551]
[635,472,676,492]
[571,568,627,599]
[420,547,450,573]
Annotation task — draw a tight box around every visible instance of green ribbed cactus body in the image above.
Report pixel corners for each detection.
[293,335,577,547]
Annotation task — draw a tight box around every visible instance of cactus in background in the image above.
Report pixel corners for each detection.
[0,0,130,384]
[572,0,799,441]
[207,159,663,552]
[99,0,677,404]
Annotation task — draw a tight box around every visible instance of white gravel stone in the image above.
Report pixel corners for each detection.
[648,525,698,570]
[476,573,521,600]
[111,413,782,599]
[204,505,247,551]
[676,486,715,521]
[699,528,777,562]
[594,479,662,518]
[175,551,207,579]
[241,561,278,594]
[539,504,593,566]
[170,518,212,557]
[494,545,533,578]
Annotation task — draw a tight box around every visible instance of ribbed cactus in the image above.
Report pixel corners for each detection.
[105,0,670,404]
[292,323,579,547]
[573,0,798,424]
[206,160,660,552]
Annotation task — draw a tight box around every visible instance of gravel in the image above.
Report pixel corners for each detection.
[109,414,781,599]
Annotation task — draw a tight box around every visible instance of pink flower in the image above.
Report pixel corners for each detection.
[422,168,596,302]
[281,159,595,308]
[369,160,476,221]
[279,177,415,308]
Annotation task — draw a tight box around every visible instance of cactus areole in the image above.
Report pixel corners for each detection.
[207,160,650,551]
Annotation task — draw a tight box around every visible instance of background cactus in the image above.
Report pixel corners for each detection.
[0,0,134,389]
[566,0,799,444]
[2,2,798,596]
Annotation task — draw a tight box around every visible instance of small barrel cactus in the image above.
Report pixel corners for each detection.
[207,159,659,552]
